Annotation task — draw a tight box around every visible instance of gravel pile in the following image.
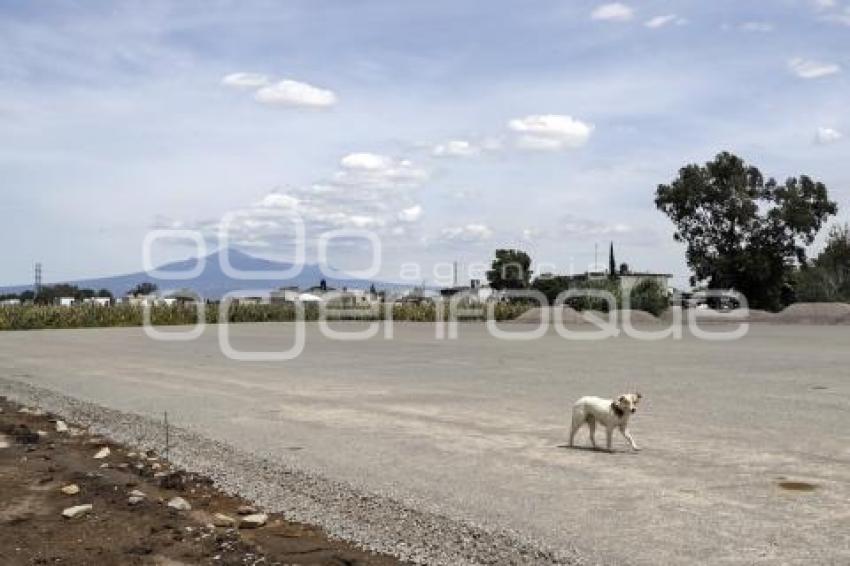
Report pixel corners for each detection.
[512,307,659,325]
[774,302,850,325]
[0,377,582,566]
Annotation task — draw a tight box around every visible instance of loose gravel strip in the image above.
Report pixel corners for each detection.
[1,377,583,566]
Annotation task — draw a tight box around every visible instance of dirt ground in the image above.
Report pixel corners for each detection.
[0,396,402,566]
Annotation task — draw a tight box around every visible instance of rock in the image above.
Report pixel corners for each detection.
[60,484,80,495]
[99,463,110,469]
[93,447,110,459]
[55,420,69,433]
[37,430,49,438]
[238,513,268,529]
[236,504,257,515]
[151,462,162,471]
[0,433,10,449]
[212,513,237,528]
[166,497,191,511]
[62,504,92,519]
[128,496,145,506]
[128,489,146,498]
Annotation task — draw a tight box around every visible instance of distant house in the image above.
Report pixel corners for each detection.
[125,294,158,307]
[439,279,499,304]
[165,289,201,305]
[270,287,300,304]
[56,297,75,307]
[82,296,111,307]
[0,298,21,306]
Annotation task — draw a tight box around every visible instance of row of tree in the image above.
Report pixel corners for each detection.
[1,282,163,305]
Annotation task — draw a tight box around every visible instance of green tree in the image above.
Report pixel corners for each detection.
[486,249,532,290]
[628,279,669,316]
[128,282,158,296]
[608,242,616,279]
[796,224,850,302]
[655,152,837,310]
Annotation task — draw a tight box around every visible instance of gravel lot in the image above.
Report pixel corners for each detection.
[1,322,849,565]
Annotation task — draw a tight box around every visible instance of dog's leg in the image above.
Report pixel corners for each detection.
[568,416,580,447]
[619,424,640,451]
[587,416,597,449]
[605,426,614,452]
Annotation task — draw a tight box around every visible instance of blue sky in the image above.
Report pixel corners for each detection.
[1,0,849,288]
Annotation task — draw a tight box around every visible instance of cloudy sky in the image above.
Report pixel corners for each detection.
[1,0,849,288]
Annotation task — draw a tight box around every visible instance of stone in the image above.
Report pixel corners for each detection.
[167,497,191,511]
[62,504,92,519]
[93,447,110,459]
[236,504,257,515]
[128,489,146,498]
[37,430,48,438]
[128,496,145,505]
[55,420,69,433]
[238,513,268,529]
[60,484,80,495]
[212,513,237,528]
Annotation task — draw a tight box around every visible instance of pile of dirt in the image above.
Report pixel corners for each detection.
[510,307,659,324]
[583,309,660,324]
[774,302,850,325]
[511,306,583,324]
[0,396,401,566]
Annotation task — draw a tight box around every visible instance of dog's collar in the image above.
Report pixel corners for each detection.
[611,402,624,418]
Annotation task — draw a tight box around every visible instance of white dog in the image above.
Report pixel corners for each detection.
[568,393,642,452]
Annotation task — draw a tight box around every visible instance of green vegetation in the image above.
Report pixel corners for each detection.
[795,224,850,302]
[655,151,837,311]
[486,249,532,290]
[0,302,530,331]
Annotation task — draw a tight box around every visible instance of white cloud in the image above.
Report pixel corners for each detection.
[336,153,428,188]
[813,0,837,9]
[508,114,594,151]
[821,6,850,25]
[221,72,271,89]
[559,214,632,238]
[254,79,337,108]
[432,139,480,158]
[398,204,423,222]
[644,15,683,28]
[788,57,841,79]
[591,3,634,22]
[440,223,493,242]
[340,152,392,171]
[815,127,843,144]
[257,193,300,209]
[739,21,774,32]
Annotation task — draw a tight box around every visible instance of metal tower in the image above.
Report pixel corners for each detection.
[34,262,42,295]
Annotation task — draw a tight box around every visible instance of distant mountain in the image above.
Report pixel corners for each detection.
[0,249,411,299]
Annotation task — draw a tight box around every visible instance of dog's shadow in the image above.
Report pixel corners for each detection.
[556,444,638,455]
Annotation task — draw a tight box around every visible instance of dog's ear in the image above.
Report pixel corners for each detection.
[636,392,642,400]
[618,395,627,403]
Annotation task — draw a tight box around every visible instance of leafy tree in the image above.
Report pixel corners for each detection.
[608,242,616,279]
[655,152,837,310]
[628,279,669,316]
[128,282,158,296]
[97,288,114,298]
[796,224,850,302]
[486,249,532,290]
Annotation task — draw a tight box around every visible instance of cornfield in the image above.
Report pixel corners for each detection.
[0,302,531,331]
